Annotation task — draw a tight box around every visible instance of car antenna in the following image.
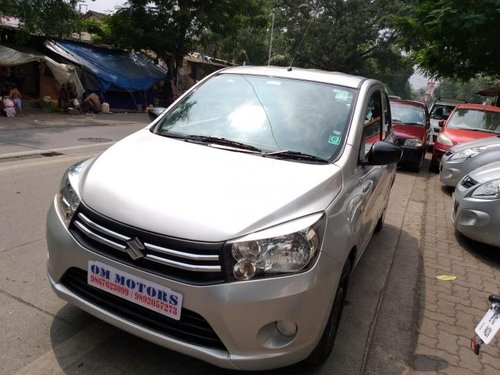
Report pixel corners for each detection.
[288,1,322,72]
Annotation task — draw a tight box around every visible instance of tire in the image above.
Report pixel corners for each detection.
[307,259,351,365]
[410,151,424,173]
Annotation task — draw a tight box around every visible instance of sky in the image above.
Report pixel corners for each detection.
[83,0,128,14]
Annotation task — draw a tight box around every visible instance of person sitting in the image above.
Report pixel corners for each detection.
[1,91,16,117]
[9,85,22,116]
[82,92,101,113]
[58,83,72,111]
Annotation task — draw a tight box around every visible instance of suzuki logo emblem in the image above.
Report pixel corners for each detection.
[125,237,145,260]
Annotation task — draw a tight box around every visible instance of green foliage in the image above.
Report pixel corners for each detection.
[96,0,268,69]
[2,0,80,39]
[433,77,498,104]
[393,0,500,80]
[268,0,413,95]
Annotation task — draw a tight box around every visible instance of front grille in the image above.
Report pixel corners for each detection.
[61,268,227,350]
[70,204,226,285]
[461,176,478,189]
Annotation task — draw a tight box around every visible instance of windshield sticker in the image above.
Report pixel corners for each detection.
[328,135,342,145]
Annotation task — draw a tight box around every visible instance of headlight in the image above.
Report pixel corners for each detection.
[226,214,325,281]
[56,160,87,227]
[449,146,487,161]
[470,178,500,200]
[437,133,453,146]
[403,138,423,147]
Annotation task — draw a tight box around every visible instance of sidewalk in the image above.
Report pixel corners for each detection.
[368,157,500,374]
[0,109,150,132]
[411,164,500,374]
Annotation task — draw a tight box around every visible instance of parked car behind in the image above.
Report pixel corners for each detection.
[428,98,464,147]
[430,103,500,170]
[388,99,429,172]
[440,136,500,187]
[46,66,401,370]
[453,161,500,248]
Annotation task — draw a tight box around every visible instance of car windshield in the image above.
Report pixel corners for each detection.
[391,102,425,126]
[447,108,500,134]
[154,73,356,161]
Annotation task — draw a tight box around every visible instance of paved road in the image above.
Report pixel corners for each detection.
[1,112,499,374]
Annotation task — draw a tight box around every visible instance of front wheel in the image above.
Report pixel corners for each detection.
[307,259,352,364]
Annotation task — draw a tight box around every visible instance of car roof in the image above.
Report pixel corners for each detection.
[218,65,367,89]
[390,99,427,109]
[454,103,500,113]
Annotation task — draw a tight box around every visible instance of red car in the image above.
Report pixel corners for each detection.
[389,99,430,172]
[430,103,500,170]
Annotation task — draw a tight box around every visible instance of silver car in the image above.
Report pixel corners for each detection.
[453,161,500,248]
[440,136,500,187]
[46,66,401,370]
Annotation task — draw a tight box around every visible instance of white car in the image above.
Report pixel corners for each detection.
[428,98,464,147]
[46,66,401,370]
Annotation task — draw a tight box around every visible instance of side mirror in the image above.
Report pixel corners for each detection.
[362,141,402,166]
[147,106,167,121]
[438,119,445,127]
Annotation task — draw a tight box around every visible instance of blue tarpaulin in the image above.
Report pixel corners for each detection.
[45,40,167,92]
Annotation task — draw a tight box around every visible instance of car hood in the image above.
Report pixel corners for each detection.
[443,128,497,145]
[80,129,342,242]
[468,161,500,184]
[448,135,500,152]
[392,124,426,140]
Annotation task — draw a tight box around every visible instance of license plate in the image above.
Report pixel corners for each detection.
[475,307,500,344]
[87,261,183,320]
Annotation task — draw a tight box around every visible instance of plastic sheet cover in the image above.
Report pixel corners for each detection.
[46,40,168,92]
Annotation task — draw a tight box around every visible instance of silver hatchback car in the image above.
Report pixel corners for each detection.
[46,66,401,370]
[453,161,500,248]
[440,136,500,187]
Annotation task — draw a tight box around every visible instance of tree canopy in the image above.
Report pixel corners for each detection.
[95,0,268,70]
[393,0,500,80]
[2,0,81,39]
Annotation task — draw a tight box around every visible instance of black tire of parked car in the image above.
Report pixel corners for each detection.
[307,258,352,364]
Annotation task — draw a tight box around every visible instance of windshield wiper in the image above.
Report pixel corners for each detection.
[158,132,263,153]
[264,150,328,163]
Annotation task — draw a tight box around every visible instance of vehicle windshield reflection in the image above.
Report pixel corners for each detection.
[447,109,500,133]
[155,74,357,161]
[391,102,425,126]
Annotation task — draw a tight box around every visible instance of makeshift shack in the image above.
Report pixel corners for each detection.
[0,43,84,109]
[44,40,168,111]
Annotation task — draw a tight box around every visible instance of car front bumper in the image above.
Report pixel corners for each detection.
[398,146,425,165]
[439,157,481,187]
[452,187,500,248]
[46,199,341,370]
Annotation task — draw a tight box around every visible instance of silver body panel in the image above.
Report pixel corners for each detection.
[46,66,397,370]
[440,136,500,187]
[452,161,500,248]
